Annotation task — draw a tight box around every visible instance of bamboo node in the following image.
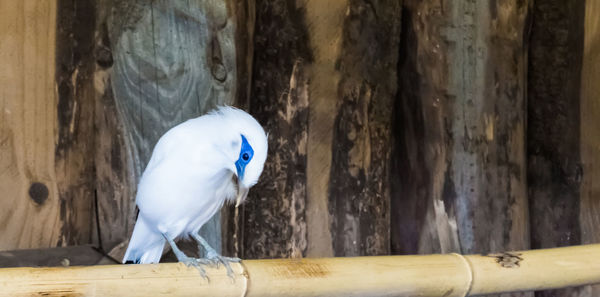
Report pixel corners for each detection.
[450,253,473,297]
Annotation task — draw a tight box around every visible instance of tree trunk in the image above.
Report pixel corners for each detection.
[240,0,400,259]
[393,6,531,297]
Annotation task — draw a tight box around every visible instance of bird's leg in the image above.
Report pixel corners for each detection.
[163,234,209,280]
[191,233,240,279]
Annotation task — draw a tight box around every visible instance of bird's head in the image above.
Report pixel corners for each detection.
[212,106,268,207]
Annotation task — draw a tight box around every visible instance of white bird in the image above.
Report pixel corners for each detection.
[122,106,268,277]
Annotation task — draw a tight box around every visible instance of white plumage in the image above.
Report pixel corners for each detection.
[122,106,268,274]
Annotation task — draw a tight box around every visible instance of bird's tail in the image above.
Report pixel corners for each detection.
[122,216,165,264]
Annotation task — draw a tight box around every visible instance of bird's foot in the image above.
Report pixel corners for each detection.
[205,250,241,280]
[179,256,210,280]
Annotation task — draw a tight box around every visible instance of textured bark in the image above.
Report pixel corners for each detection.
[242,0,312,258]
[393,4,532,289]
[528,1,586,296]
[327,0,400,257]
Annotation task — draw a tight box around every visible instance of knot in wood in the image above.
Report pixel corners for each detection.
[211,62,227,82]
[28,182,49,205]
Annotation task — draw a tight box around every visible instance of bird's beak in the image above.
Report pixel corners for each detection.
[235,183,249,208]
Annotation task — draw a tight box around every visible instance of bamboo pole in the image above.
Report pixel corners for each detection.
[0,244,598,297]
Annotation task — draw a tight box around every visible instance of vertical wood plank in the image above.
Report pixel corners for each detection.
[303,0,346,258]
[0,1,62,249]
[580,0,600,295]
[528,0,584,251]
[93,1,139,256]
[393,6,532,295]
[392,0,456,255]
[242,0,312,258]
[244,0,400,259]
[527,1,587,296]
[327,0,400,256]
[54,0,98,247]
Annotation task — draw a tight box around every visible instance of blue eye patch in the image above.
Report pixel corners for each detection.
[235,135,254,179]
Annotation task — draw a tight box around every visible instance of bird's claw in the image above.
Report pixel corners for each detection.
[205,251,241,280]
[180,256,210,280]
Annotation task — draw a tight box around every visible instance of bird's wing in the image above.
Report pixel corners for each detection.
[134,120,236,236]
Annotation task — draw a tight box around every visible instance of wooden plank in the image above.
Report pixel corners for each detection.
[0,245,117,268]
[54,0,98,247]
[528,0,584,251]
[527,1,586,296]
[243,0,401,258]
[303,0,346,258]
[326,0,400,256]
[242,0,312,258]
[0,1,62,249]
[580,0,600,296]
[392,4,531,289]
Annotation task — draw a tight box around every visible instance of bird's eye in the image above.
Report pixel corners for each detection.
[242,153,250,161]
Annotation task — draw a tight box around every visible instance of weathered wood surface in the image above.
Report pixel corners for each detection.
[528,0,584,252]
[527,1,586,296]
[0,0,59,249]
[327,0,400,256]
[303,0,346,258]
[393,2,531,284]
[241,0,312,258]
[96,0,254,258]
[55,0,98,247]
[581,0,600,295]
[240,0,400,259]
[0,1,95,250]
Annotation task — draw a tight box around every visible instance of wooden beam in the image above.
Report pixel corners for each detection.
[0,244,599,297]
[0,0,63,250]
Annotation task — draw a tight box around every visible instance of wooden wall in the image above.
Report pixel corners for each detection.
[0,1,96,250]
[0,1,599,295]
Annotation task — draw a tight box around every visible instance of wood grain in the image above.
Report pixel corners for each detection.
[242,0,312,258]
[327,0,400,256]
[393,3,532,287]
[54,0,98,247]
[244,0,400,259]
[0,1,62,249]
[99,0,250,257]
[303,0,346,259]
